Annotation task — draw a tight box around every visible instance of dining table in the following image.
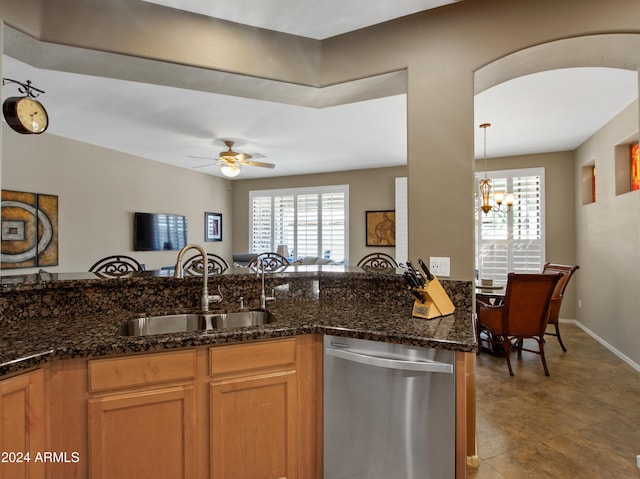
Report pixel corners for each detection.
[475,284,506,355]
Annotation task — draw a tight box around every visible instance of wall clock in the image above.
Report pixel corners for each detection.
[3,96,49,134]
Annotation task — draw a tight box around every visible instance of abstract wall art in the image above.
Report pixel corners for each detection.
[1,190,59,269]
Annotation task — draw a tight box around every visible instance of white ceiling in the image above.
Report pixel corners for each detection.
[1,1,638,180]
[474,68,638,159]
[142,0,460,40]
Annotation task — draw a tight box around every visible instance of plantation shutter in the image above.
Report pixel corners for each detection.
[250,185,348,263]
[273,195,295,252]
[476,168,545,284]
[296,194,319,258]
[321,191,346,260]
[250,195,272,253]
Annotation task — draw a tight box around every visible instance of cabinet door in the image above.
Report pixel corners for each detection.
[88,385,196,479]
[0,369,45,479]
[211,371,298,479]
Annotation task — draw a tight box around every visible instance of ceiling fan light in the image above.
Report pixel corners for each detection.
[220,164,242,177]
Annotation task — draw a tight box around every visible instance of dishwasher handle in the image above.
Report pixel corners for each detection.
[325,347,453,374]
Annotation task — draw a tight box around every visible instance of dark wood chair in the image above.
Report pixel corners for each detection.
[542,263,579,351]
[356,252,398,269]
[182,253,229,276]
[477,272,562,376]
[248,252,291,271]
[89,255,144,278]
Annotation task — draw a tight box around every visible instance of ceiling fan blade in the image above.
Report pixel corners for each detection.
[192,163,214,169]
[241,159,276,169]
[188,155,215,160]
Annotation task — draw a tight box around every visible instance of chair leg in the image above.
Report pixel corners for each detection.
[554,322,567,352]
[504,339,514,376]
[537,336,550,376]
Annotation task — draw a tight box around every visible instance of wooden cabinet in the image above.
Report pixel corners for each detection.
[0,369,45,479]
[209,339,300,479]
[87,350,197,479]
[1,335,321,479]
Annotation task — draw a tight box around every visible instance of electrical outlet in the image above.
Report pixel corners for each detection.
[636,454,640,469]
[429,257,450,277]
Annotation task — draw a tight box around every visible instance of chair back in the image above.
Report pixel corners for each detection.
[542,263,579,325]
[356,252,398,269]
[502,273,561,336]
[249,252,291,271]
[182,253,229,276]
[89,255,144,277]
[232,253,258,267]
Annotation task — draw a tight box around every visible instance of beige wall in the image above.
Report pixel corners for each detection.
[231,167,406,265]
[1,124,233,273]
[319,0,640,279]
[4,0,640,280]
[2,0,640,363]
[575,100,640,366]
[479,151,577,318]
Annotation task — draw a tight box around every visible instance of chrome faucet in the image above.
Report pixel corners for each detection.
[174,243,223,312]
[258,260,276,309]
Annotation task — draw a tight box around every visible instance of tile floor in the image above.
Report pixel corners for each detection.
[467,323,640,479]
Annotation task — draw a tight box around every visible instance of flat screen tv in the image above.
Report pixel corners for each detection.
[134,212,188,251]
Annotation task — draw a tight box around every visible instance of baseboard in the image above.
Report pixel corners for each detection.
[559,319,640,373]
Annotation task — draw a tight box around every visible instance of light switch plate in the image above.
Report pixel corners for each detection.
[429,257,450,277]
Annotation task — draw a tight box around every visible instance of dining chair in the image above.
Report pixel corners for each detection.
[542,262,579,351]
[356,252,398,269]
[182,253,229,276]
[248,252,291,271]
[477,272,562,376]
[89,255,144,278]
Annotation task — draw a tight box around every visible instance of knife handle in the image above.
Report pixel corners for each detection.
[403,271,419,289]
[406,261,426,285]
[418,259,434,281]
[410,288,425,303]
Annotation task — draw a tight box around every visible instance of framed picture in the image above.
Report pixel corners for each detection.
[366,210,396,246]
[204,212,222,242]
[1,190,59,269]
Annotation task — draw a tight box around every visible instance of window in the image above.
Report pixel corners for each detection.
[475,168,545,284]
[250,185,348,263]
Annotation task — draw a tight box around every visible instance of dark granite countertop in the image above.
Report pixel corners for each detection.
[0,297,477,377]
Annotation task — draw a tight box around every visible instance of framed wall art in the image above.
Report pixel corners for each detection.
[1,190,59,269]
[365,210,395,247]
[204,212,222,242]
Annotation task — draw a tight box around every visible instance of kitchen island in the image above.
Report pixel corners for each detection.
[0,267,476,478]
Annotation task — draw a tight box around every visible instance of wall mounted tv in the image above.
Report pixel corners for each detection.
[133,212,188,251]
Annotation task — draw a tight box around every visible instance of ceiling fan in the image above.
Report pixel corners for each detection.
[190,140,275,177]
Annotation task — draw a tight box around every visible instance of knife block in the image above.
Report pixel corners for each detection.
[411,276,455,319]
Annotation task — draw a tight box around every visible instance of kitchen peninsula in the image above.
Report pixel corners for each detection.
[0,267,476,478]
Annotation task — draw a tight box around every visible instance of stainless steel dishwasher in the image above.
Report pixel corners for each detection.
[323,335,456,479]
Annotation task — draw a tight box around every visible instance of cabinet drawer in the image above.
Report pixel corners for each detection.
[210,339,296,377]
[88,350,196,393]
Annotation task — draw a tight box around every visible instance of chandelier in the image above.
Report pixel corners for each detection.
[476,123,513,214]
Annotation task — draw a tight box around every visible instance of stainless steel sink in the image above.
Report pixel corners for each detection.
[211,310,275,329]
[119,310,275,336]
[119,313,207,336]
